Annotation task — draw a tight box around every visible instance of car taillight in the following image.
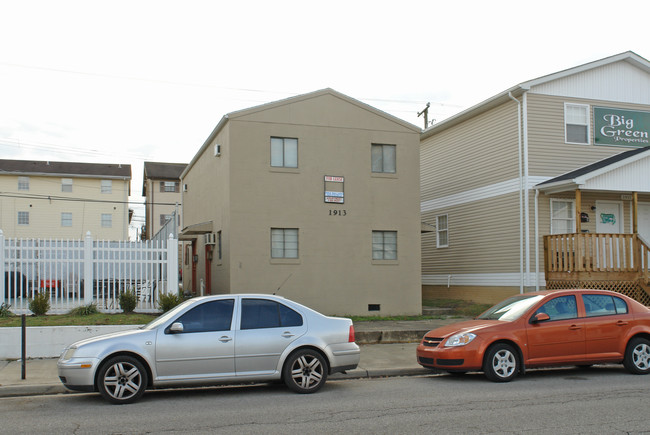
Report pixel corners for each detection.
[349,325,356,343]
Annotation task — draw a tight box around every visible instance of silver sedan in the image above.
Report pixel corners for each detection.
[58,294,360,404]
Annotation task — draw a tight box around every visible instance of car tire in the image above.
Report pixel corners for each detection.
[283,349,328,394]
[483,343,519,382]
[624,337,650,375]
[97,355,148,404]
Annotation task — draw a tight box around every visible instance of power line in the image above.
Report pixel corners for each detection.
[0,192,177,207]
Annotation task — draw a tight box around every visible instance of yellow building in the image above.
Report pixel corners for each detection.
[0,159,131,240]
[180,89,422,315]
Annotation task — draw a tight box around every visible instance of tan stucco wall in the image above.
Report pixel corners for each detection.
[182,91,421,315]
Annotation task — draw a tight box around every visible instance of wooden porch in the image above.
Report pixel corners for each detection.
[544,233,650,305]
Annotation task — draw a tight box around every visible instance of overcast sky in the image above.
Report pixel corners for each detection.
[2,0,650,238]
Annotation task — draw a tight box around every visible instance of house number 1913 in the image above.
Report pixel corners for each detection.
[329,210,347,216]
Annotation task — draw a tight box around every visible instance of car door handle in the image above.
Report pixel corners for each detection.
[282,332,295,338]
[616,320,629,326]
[568,325,582,330]
[219,336,232,342]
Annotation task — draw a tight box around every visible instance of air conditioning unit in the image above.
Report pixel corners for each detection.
[204,233,216,245]
[214,144,221,157]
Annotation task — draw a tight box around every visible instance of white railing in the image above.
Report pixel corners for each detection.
[0,231,178,314]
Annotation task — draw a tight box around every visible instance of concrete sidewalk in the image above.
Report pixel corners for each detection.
[0,318,465,398]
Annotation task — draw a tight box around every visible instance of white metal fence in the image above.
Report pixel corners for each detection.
[1,230,178,314]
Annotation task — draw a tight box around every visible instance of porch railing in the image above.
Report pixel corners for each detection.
[544,233,649,283]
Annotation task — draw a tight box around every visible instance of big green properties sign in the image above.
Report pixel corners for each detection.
[594,107,650,147]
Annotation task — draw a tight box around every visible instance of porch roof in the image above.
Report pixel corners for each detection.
[535,147,650,194]
[179,221,213,240]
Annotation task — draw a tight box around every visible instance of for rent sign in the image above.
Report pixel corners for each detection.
[594,107,650,147]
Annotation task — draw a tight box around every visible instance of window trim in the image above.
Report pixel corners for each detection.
[100,180,112,194]
[101,213,112,228]
[61,178,73,193]
[372,230,398,261]
[371,143,397,174]
[550,199,576,234]
[61,212,73,227]
[564,102,591,145]
[18,176,29,191]
[270,228,299,259]
[436,214,449,248]
[17,211,29,226]
[270,137,299,169]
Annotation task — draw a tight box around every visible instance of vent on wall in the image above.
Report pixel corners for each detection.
[368,304,381,312]
[183,184,188,192]
[204,233,216,245]
[214,144,221,157]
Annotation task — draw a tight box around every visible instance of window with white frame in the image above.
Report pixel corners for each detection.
[372,230,397,260]
[101,180,112,194]
[271,228,298,258]
[101,213,112,228]
[61,178,73,192]
[436,214,449,248]
[17,211,29,225]
[61,212,72,227]
[551,199,576,234]
[270,137,298,168]
[18,176,29,191]
[371,144,396,173]
[565,103,590,144]
[160,181,179,192]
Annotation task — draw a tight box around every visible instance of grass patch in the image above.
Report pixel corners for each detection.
[0,312,158,328]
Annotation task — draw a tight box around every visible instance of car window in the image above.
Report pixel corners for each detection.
[534,295,577,321]
[173,299,234,333]
[241,298,303,330]
[582,294,623,317]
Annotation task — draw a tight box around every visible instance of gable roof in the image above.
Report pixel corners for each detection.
[142,161,187,195]
[0,159,131,179]
[422,51,650,140]
[535,146,650,193]
[182,88,420,178]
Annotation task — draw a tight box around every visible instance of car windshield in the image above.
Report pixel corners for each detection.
[140,298,195,330]
[477,294,545,321]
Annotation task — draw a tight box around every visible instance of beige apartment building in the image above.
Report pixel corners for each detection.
[0,159,132,240]
[421,51,650,304]
[142,161,186,239]
[179,88,422,315]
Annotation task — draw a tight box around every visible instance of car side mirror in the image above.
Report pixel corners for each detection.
[170,322,184,333]
[531,312,550,324]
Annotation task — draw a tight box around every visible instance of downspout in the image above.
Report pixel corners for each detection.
[522,92,531,290]
[509,92,523,294]
[534,189,540,290]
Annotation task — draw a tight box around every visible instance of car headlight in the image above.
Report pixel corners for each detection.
[62,346,77,360]
[445,332,477,347]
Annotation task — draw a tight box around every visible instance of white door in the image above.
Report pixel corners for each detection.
[639,203,650,242]
[596,201,623,234]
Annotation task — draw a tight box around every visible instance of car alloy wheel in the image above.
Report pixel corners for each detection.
[624,337,650,375]
[484,343,519,382]
[283,349,328,394]
[97,356,148,404]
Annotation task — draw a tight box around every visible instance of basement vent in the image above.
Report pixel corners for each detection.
[368,304,381,312]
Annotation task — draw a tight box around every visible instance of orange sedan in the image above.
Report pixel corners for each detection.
[416,289,650,382]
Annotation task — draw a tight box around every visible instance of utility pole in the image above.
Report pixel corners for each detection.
[417,102,430,129]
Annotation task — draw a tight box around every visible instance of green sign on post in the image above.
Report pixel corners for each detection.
[594,107,650,147]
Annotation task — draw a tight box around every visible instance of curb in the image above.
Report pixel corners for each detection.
[0,367,436,399]
[355,330,428,344]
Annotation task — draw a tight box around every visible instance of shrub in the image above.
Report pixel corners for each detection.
[0,302,12,317]
[158,291,184,313]
[68,303,99,316]
[29,291,51,316]
[119,290,137,314]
